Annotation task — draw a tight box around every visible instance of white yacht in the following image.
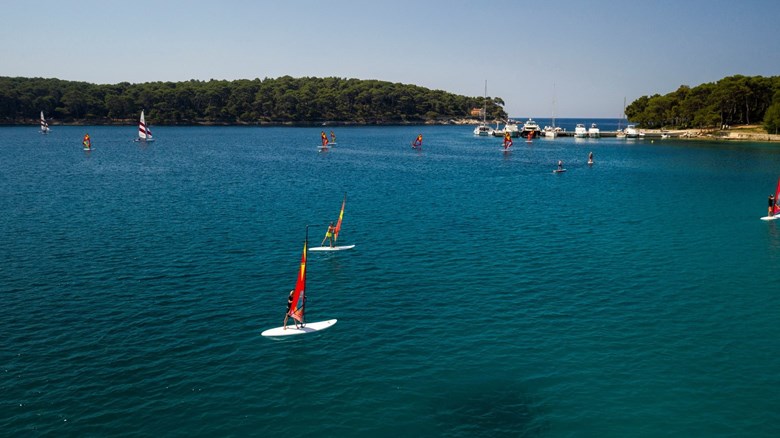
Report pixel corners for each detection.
[574,123,588,138]
[521,118,541,138]
[625,124,639,138]
[494,119,520,137]
[588,123,600,138]
[473,80,493,136]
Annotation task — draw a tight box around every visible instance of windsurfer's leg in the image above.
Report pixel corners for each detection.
[283,314,289,329]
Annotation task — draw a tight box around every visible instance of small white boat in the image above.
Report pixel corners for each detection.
[474,80,494,136]
[588,123,600,138]
[493,119,520,137]
[40,111,50,134]
[134,110,155,142]
[625,125,639,138]
[574,124,588,138]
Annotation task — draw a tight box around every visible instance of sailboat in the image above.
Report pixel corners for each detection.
[310,193,356,251]
[40,111,50,134]
[760,177,780,221]
[134,110,155,142]
[473,80,494,136]
[616,97,627,139]
[261,228,338,337]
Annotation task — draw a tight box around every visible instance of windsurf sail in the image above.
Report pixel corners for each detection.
[40,111,49,133]
[138,110,153,141]
[82,133,91,149]
[288,239,307,324]
[321,131,329,147]
[773,177,780,216]
[333,193,347,243]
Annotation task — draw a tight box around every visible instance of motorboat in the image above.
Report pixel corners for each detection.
[588,123,600,138]
[521,118,541,138]
[574,123,588,138]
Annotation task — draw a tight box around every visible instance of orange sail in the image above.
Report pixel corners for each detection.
[333,194,346,242]
[288,240,307,324]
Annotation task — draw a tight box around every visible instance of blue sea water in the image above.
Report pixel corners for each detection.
[2,125,780,437]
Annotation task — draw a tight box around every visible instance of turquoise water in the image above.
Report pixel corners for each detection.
[2,125,779,437]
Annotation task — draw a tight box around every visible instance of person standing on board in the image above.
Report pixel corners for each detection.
[412,134,423,149]
[330,131,336,144]
[321,221,336,247]
[283,290,296,330]
[321,131,329,147]
[503,131,513,149]
[769,194,776,217]
[588,151,594,164]
[558,160,564,171]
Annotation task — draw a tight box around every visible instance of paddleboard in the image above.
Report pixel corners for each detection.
[309,245,356,252]
[553,169,567,173]
[83,148,92,151]
[261,319,337,337]
[760,215,779,221]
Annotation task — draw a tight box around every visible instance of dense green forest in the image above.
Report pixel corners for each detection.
[0,76,507,125]
[625,75,780,132]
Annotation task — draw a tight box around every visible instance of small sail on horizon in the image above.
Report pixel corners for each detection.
[40,111,50,134]
[136,110,154,142]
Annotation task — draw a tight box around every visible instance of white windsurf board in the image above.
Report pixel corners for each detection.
[309,245,356,252]
[261,319,337,337]
[760,215,779,221]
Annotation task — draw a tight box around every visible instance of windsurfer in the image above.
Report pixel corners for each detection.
[283,290,295,329]
[558,160,563,171]
[769,194,776,217]
[330,131,336,143]
[588,151,594,164]
[321,131,329,147]
[503,131,513,149]
[413,134,423,149]
[321,222,336,247]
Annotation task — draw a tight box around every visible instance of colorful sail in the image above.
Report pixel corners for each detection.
[82,133,91,149]
[773,177,780,216]
[40,111,49,133]
[138,110,153,141]
[288,240,307,324]
[333,194,347,242]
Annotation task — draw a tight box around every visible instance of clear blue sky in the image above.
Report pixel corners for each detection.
[2,0,778,118]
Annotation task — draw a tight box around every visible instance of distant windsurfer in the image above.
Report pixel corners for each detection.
[321,131,329,148]
[769,194,776,217]
[503,131,513,149]
[330,131,336,144]
[558,160,563,171]
[588,151,594,164]
[412,134,423,149]
[321,221,336,247]
[283,290,296,329]
[82,133,91,149]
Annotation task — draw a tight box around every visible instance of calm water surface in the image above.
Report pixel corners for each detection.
[1,125,779,437]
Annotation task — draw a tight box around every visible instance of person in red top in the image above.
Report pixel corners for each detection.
[321,131,329,147]
[503,131,513,149]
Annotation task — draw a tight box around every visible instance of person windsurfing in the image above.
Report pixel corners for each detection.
[588,151,594,165]
[321,131,329,148]
[321,221,336,247]
[330,130,336,144]
[82,133,91,150]
[412,134,423,149]
[503,131,513,149]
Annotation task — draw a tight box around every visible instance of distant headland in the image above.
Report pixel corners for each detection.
[0,76,507,126]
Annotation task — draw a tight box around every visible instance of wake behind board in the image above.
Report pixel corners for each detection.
[309,245,356,252]
[261,319,337,337]
[760,215,780,221]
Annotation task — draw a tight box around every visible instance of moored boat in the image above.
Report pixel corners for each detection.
[588,123,600,138]
[574,123,588,138]
[521,118,541,138]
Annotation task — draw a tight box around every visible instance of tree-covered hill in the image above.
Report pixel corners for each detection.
[625,75,780,132]
[0,76,507,125]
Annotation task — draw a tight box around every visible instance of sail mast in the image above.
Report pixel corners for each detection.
[333,193,346,243]
[288,230,308,324]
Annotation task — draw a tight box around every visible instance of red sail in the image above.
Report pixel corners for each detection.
[333,194,346,242]
[288,240,307,323]
[774,177,780,215]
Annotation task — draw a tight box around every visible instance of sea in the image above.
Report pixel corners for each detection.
[2,120,779,437]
